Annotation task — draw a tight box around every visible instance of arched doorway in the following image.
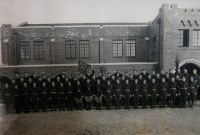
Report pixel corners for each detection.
[179,59,200,99]
[179,59,200,74]
[180,63,200,74]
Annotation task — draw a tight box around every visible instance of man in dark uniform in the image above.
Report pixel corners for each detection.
[67,81,74,111]
[23,72,29,83]
[84,79,93,110]
[105,80,112,110]
[133,70,138,80]
[191,69,199,100]
[133,79,140,109]
[86,68,95,80]
[141,80,148,109]
[151,70,156,79]
[74,81,83,110]
[95,79,103,110]
[57,82,65,111]
[140,69,148,80]
[176,68,183,78]
[168,69,174,79]
[2,83,13,113]
[101,76,107,107]
[124,79,131,109]
[165,73,171,106]
[114,79,122,109]
[159,78,168,108]
[179,77,188,108]
[175,75,181,107]
[183,68,190,82]
[31,82,40,112]
[160,70,166,79]
[50,81,58,111]
[188,76,196,108]
[13,84,21,113]
[41,82,48,112]
[150,78,157,108]
[111,75,117,107]
[169,77,177,108]
[22,82,30,113]
[120,75,126,106]
[106,73,111,82]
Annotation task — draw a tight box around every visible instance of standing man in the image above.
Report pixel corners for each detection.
[114,79,122,109]
[105,80,112,110]
[188,76,196,108]
[141,80,148,109]
[124,79,131,109]
[95,79,103,110]
[133,79,140,109]
[159,78,168,108]
[150,78,157,109]
[169,77,177,108]
[84,79,93,110]
[74,81,83,110]
[179,77,188,108]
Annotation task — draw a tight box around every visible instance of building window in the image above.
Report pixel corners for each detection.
[193,30,200,46]
[79,40,89,58]
[126,40,136,57]
[33,41,44,60]
[19,41,31,60]
[65,40,76,58]
[178,29,189,47]
[113,40,123,57]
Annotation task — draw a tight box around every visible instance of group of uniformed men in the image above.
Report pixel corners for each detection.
[1,68,200,113]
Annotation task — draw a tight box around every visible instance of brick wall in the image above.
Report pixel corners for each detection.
[1,24,150,65]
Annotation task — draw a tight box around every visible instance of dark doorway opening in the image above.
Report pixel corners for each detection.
[180,63,200,74]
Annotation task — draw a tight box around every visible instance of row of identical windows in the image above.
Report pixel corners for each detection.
[19,39,136,60]
[113,39,136,57]
[178,29,200,47]
[65,40,90,58]
[19,41,44,60]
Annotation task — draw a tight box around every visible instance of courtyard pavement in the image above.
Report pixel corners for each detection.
[1,103,200,135]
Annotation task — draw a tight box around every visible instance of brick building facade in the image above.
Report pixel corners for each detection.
[1,3,200,75]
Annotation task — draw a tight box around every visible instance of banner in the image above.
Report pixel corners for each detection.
[78,60,91,74]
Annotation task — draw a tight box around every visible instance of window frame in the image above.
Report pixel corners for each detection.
[126,39,136,57]
[193,29,200,47]
[19,41,31,60]
[79,40,90,59]
[112,39,123,58]
[65,40,76,59]
[33,41,44,60]
[178,29,189,47]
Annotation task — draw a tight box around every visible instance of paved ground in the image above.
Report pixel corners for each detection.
[1,103,200,135]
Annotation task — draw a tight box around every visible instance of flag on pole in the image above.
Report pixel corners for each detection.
[78,60,91,74]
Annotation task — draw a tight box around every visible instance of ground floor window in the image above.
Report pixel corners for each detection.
[33,41,44,60]
[193,30,200,46]
[65,40,76,58]
[113,40,123,57]
[79,40,89,58]
[19,41,31,60]
[126,40,136,57]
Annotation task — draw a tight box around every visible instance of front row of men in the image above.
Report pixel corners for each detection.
[2,70,199,113]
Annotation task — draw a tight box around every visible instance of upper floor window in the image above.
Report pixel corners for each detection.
[79,40,89,58]
[19,41,31,60]
[33,41,44,60]
[126,40,136,57]
[65,40,76,58]
[178,29,189,47]
[193,30,200,46]
[113,40,123,57]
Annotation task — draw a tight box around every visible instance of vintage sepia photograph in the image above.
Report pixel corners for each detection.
[0,0,200,134]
